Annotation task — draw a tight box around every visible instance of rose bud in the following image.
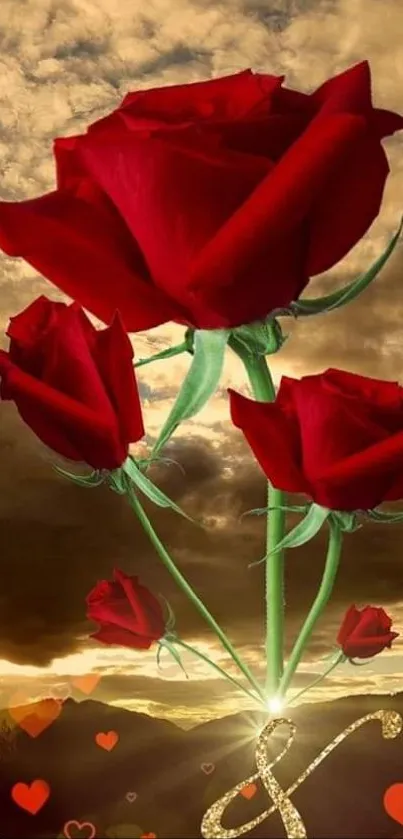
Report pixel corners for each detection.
[86,569,166,649]
[0,62,401,331]
[337,605,398,659]
[229,368,403,512]
[0,295,144,470]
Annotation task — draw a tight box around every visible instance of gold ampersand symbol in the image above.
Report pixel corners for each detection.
[201,709,402,839]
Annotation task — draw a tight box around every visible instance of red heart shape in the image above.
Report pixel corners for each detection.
[240,782,257,800]
[95,730,119,751]
[11,779,50,814]
[384,783,403,825]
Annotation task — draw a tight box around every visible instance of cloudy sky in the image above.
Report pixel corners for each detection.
[1,0,403,729]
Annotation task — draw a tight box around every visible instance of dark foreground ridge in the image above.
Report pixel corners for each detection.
[1,691,403,838]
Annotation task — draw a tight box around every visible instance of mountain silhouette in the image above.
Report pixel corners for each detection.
[1,691,403,838]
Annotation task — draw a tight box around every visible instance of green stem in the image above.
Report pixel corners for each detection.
[265,482,285,694]
[172,638,266,708]
[125,482,267,704]
[277,520,343,700]
[287,650,345,707]
[233,344,286,696]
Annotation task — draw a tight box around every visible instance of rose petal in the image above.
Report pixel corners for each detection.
[6,295,62,352]
[86,579,122,606]
[87,598,140,632]
[0,190,183,332]
[306,138,389,275]
[229,388,309,493]
[75,130,271,328]
[119,70,281,123]
[273,85,314,115]
[0,353,126,469]
[305,62,402,273]
[311,61,372,115]
[342,632,398,658]
[188,113,367,314]
[91,312,144,446]
[291,373,392,482]
[337,605,361,646]
[373,108,403,137]
[377,607,394,631]
[91,624,153,650]
[337,603,398,657]
[86,575,145,635]
[114,569,165,639]
[312,427,403,510]
[359,606,393,634]
[321,369,403,419]
[3,299,136,462]
[38,305,120,419]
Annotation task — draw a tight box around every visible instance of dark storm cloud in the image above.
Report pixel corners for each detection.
[97,672,234,708]
[237,0,333,32]
[149,437,222,498]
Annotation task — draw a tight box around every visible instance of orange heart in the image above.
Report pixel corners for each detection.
[384,783,403,825]
[9,696,62,737]
[71,674,100,695]
[240,782,257,800]
[11,779,50,814]
[95,730,119,751]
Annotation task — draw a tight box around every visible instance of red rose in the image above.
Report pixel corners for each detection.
[0,63,401,331]
[337,604,398,658]
[229,368,403,511]
[86,569,166,649]
[0,296,144,469]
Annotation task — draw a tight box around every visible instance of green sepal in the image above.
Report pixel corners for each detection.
[159,594,177,632]
[330,510,362,533]
[134,328,195,369]
[53,465,106,488]
[363,508,403,524]
[268,502,332,553]
[136,455,186,477]
[107,469,127,494]
[157,637,189,679]
[229,318,287,357]
[250,503,331,566]
[240,503,309,521]
[249,503,332,568]
[321,646,344,663]
[122,457,195,524]
[184,327,195,354]
[289,216,403,316]
[348,657,371,666]
[151,328,230,456]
